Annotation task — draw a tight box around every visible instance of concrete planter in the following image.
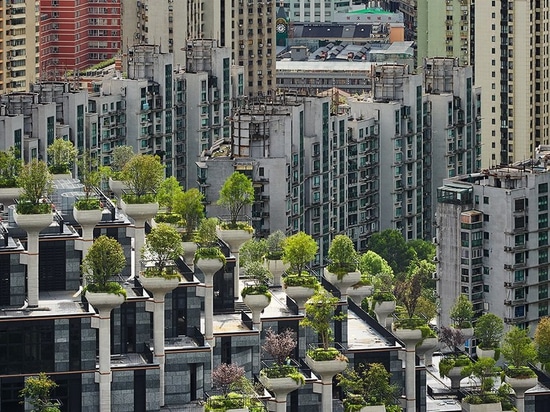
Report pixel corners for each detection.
[13,209,53,232]
[305,354,348,379]
[0,187,21,207]
[372,300,396,328]
[359,406,387,412]
[108,178,130,199]
[140,276,180,295]
[73,207,103,226]
[182,241,198,266]
[461,402,502,412]
[476,347,497,360]
[85,291,125,313]
[416,337,439,365]
[216,228,253,252]
[120,199,159,222]
[52,173,73,180]
[259,374,303,395]
[265,258,289,287]
[453,326,474,340]
[446,366,465,390]
[284,285,316,309]
[504,375,538,394]
[195,257,224,275]
[324,270,361,297]
[243,292,271,330]
[392,326,423,343]
[348,284,374,305]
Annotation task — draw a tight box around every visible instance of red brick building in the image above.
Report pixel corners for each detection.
[39,0,121,80]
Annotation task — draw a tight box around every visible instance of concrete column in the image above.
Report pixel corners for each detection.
[73,208,104,286]
[13,211,53,308]
[216,229,252,300]
[305,357,347,412]
[142,277,180,407]
[86,292,125,412]
[196,258,224,348]
[393,328,423,412]
[505,376,538,412]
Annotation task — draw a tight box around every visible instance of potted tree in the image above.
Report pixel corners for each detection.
[107,145,135,197]
[259,328,305,412]
[535,316,550,371]
[337,362,401,412]
[370,272,396,329]
[0,147,22,206]
[240,238,268,270]
[460,357,503,412]
[15,159,53,216]
[438,326,471,390]
[173,187,205,265]
[73,151,104,226]
[324,235,361,297]
[281,232,320,309]
[19,372,61,412]
[474,313,504,360]
[141,223,183,281]
[302,288,348,412]
[450,295,475,340]
[501,326,538,410]
[241,261,272,330]
[263,230,288,287]
[47,137,78,178]
[154,176,185,228]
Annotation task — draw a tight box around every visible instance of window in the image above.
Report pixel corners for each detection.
[540,284,548,300]
[514,270,525,283]
[540,231,548,247]
[540,213,548,229]
[540,183,548,193]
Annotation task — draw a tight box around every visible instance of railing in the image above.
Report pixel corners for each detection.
[347,298,398,346]
[241,310,253,330]
[0,224,9,247]
[187,326,205,347]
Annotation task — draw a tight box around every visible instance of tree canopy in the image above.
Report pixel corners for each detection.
[156,176,184,213]
[367,229,416,276]
[121,154,165,199]
[535,316,550,370]
[282,231,318,275]
[217,172,255,226]
[501,326,537,368]
[142,223,184,275]
[47,138,78,174]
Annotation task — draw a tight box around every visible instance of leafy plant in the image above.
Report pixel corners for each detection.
[211,363,245,396]
[0,147,22,188]
[109,145,135,179]
[439,325,466,353]
[394,263,424,318]
[173,188,205,241]
[142,223,184,278]
[265,230,287,260]
[240,238,267,267]
[75,150,102,210]
[157,176,183,214]
[194,218,226,265]
[121,154,164,202]
[47,138,77,174]
[438,354,472,378]
[17,159,53,214]
[337,363,400,409]
[282,273,319,289]
[217,171,255,227]
[282,231,318,276]
[450,294,474,328]
[474,313,504,350]
[501,326,537,370]
[262,328,297,365]
[535,316,550,370]
[241,262,272,299]
[82,235,126,296]
[371,290,396,303]
[461,357,499,394]
[301,289,346,351]
[326,235,358,278]
[19,372,60,412]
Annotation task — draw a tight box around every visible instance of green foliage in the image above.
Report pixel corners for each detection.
[501,326,537,369]
[0,147,22,188]
[282,273,319,289]
[301,289,346,350]
[450,294,474,328]
[414,296,438,321]
[260,365,305,384]
[240,238,267,267]
[154,212,182,225]
[74,198,101,211]
[156,176,183,213]
[359,250,394,278]
[475,313,504,350]
[17,159,53,213]
[77,150,101,201]
[307,347,346,361]
[19,372,60,412]
[394,262,424,318]
[282,232,318,275]
[217,171,255,226]
[82,235,126,294]
[535,316,550,370]
[337,363,401,409]
[367,229,416,276]
[461,357,499,393]
[407,239,436,262]
[241,284,271,301]
[142,223,184,275]
[438,355,472,378]
[121,154,165,200]
[243,261,272,287]
[505,365,536,378]
[195,217,219,247]
[110,146,135,177]
[327,235,358,277]
[173,188,205,239]
[371,290,396,303]
[265,230,287,260]
[47,138,77,174]
[194,247,226,265]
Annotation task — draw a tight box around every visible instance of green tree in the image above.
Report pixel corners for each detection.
[217,171,255,227]
[450,294,474,328]
[461,357,499,394]
[301,289,345,350]
[414,296,437,321]
[173,188,205,239]
[82,235,126,293]
[121,154,165,200]
[110,145,135,176]
[47,138,78,174]
[195,217,219,247]
[367,229,416,276]
[535,316,550,370]
[337,363,400,408]
[265,230,287,260]
[142,223,184,276]
[282,231,318,275]
[17,159,53,213]
[359,250,393,278]
[76,150,101,204]
[0,147,22,188]
[240,238,267,267]
[327,234,358,276]
[394,264,423,318]
[157,176,183,213]
[19,372,60,412]
[407,239,436,262]
[501,326,537,368]
[474,313,504,350]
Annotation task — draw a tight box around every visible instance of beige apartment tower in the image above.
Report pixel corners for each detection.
[0,1,39,92]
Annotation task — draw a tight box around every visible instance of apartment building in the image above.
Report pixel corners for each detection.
[0,0,40,92]
[39,0,121,80]
[436,164,550,331]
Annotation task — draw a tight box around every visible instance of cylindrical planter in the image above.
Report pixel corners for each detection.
[476,347,496,360]
[416,337,439,366]
[195,257,224,348]
[359,406,387,412]
[324,270,361,298]
[461,402,502,412]
[265,258,289,287]
[284,285,316,310]
[140,276,181,296]
[348,284,374,305]
[392,327,422,412]
[108,178,130,199]
[505,374,537,412]
[453,326,474,340]
[243,293,270,331]
[182,241,198,267]
[0,187,21,207]
[446,366,465,390]
[372,300,396,329]
[306,354,348,412]
[73,207,104,265]
[259,373,303,412]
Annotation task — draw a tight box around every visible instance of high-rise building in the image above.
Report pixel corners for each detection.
[0,1,40,92]
[436,164,550,331]
[39,0,121,80]
[121,0,275,97]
